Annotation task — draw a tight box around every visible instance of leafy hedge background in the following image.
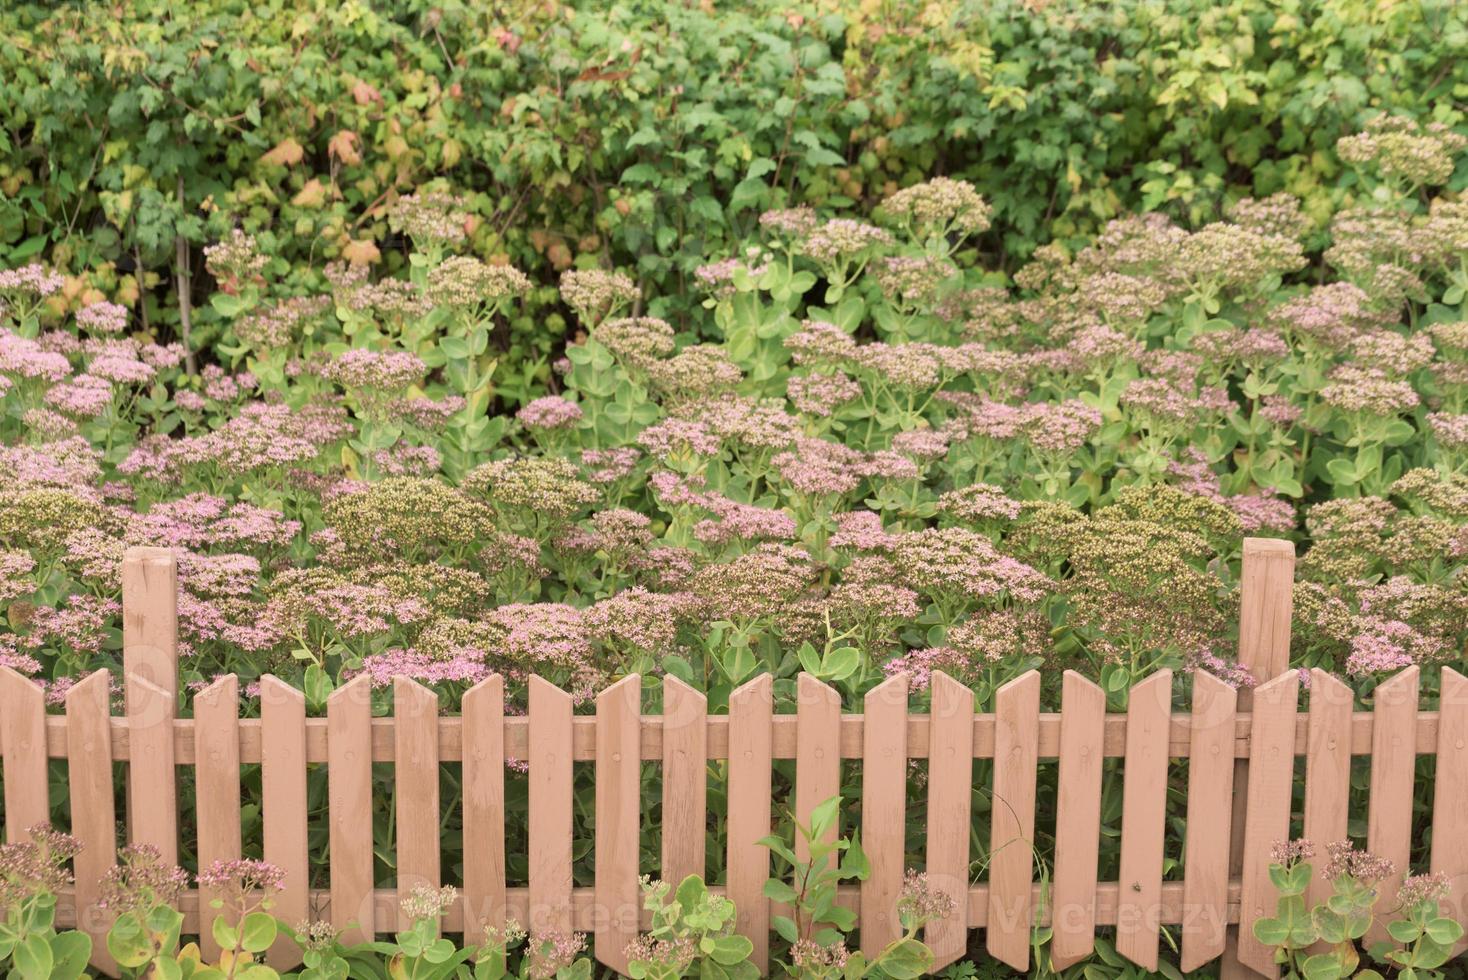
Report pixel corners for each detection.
[2,0,1465,390]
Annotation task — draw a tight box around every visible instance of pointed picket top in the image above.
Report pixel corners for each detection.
[62,666,111,712]
[193,671,239,709]
[258,674,305,712]
[1375,663,1420,700]
[1050,671,1106,971]
[729,669,773,705]
[1249,664,1301,705]
[596,671,642,708]
[1303,668,1353,920]
[327,670,374,710]
[394,674,439,704]
[464,671,506,702]
[0,665,48,843]
[1126,668,1173,715]
[864,671,909,704]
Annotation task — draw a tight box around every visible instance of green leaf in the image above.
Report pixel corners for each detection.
[704,935,752,966]
[13,932,53,979]
[47,931,91,980]
[762,879,798,904]
[241,911,278,953]
[877,937,934,980]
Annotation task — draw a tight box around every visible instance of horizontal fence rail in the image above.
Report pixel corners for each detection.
[0,542,1466,979]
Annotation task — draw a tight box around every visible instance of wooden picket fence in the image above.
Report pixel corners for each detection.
[2,540,1468,978]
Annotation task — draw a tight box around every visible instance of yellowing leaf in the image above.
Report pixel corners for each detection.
[340,238,381,266]
[291,178,327,208]
[352,79,382,105]
[260,137,305,168]
[329,130,362,166]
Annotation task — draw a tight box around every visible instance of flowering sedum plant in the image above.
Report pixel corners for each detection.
[0,112,1466,976]
[0,824,90,980]
[1255,838,1465,980]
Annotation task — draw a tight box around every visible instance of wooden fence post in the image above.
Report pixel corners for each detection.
[121,546,179,868]
[1223,537,1295,979]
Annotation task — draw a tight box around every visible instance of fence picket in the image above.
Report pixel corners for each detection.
[988,670,1040,971]
[1431,667,1468,955]
[122,546,179,868]
[1365,665,1418,948]
[1116,669,1172,971]
[661,675,707,885]
[462,674,506,940]
[859,673,908,957]
[796,673,841,861]
[195,675,242,962]
[1302,670,1352,920]
[1180,670,1238,971]
[1235,670,1299,977]
[0,666,47,843]
[394,678,441,930]
[594,674,641,973]
[1223,537,1295,980]
[727,673,773,973]
[328,674,376,944]
[1050,671,1105,970]
[926,671,974,969]
[259,675,308,969]
[528,676,574,937]
[66,670,116,975]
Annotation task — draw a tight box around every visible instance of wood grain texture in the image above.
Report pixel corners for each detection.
[122,547,180,868]
[1302,670,1352,920]
[462,674,506,940]
[528,676,574,936]
[795,673,841,862]
[594,675,641,972]
[1222,537,1295,980]
[1235,670,1299,977]
[394,678,442,930]
[727,673,773,973]
[926,671,975,969]
[988,670,1040,972]
[1430,667,1468,956]
[1116,670,1172,971]
[260,676,308,969]
[194,675,241,962]
[859,673,908,957]
[1050,672,1105,971]
[0,666,48,843]
[66,671,116,975]
[661,675,707,886]
[1180,671,1238,972]
[327,674,376,943]
[1365,665,1418,948]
